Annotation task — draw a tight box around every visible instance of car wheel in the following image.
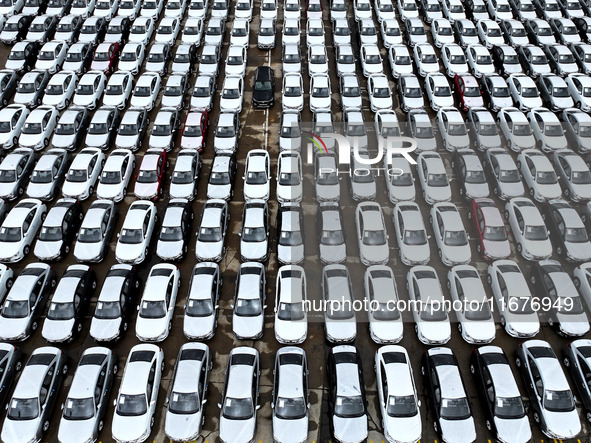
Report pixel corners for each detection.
[42,420,50,433]
[564,188,571,199]
[485,420,492,431]
[433,421,438,434]
[1,98,6,107]
[574,277,581,288]
[487,274,492,285]
[504,210,509,220]
[76,323,82,333]
[548,317,554,327]
[469,364,475,374]
[64,98,70,107]
[15,360,22,371]
[530,275,536,285]
[31,320,38,331]
[161,360,165,373]
[493,186,498,195]
[88,186,94,196]
[150,415,155,429]
[123,321,128,331]
[586,412,591,424]
[12,136,17,147]
[577,101,582,109]
[528,187,534,197]
[515,357,521,367]
[476,244,482,254]
[459,187,464,198]
[564,356,571,367]
[533,411,540,424]
[43,138,49,148]
[98,420,104,433]
[6,277,13,290]
[36,97,41,105]
[23,245,30,256]
[500,315,506,327]
[517,243,523,254]
[113,364,118,375]
[457,323,463,333]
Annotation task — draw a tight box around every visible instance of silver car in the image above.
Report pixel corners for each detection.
[195,199,229,262]
[365,265,403,344]
[26,148,68,201]
[156,199,193,262]
[322,265,357,344]
[317,202,346,264]
[276,203,304,265]
[431,202,471,266]
[505,197,552,260]
[274,265,307,344]
[183,262,221,340]
[483,148,525,200]
[232,262,266,340]
[240,199,269,262]
[393,202,430,265]
[73,199,117,263]
[355,202,389,266]
[417,152,452,204]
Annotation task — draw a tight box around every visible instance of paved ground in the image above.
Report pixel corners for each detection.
[2,1,591,443]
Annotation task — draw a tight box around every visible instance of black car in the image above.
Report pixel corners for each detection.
[542,198,591,262]
[530,259,588,335]
[156,199,193,261]
[43,264,96,343]
[0,15,34,44]
[491,44,523,76]
[422,347,476,442]
[326,346,368,442]
[563,340,591,422]
[34,199,82,261]
[0,70,18,108]
[252,66,275,108]
[470,346,530,443]
[90,264,140,343]
[0,344,22,409]
[7,41,40,74]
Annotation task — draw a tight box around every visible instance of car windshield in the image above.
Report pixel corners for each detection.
[543,390,575,412]
[499,169,520,183]
[277,301,305,321]
[56,123,76,135]
[223,397,253,419]
[117,394,147,416]
[172,169,193,184]
[169,392,200,414]
[321,229,344,245]
[1,299,28,318]
[404,230,427,245]
[579,125,591,137]
[440,397,471,420]
[448,123,467,136]
[8,51,25,61]
[464,301,492,320]
[67,169,88,183]
[63,397,95,420]
[90,122,109,134]
[210,170,230,185]
[434,86,451,96]
[22,122,42,134]
[363,230,386,246]
[139,300,167,318]
[476,55,492,64]
[513,124,531,135]
[152,124,172,136]
[94,51,110,62]
[94,301,121,319]
[553,86,569,97]
[119,228,144,244]
[284,85,302,96]
[186,298,213,317]
[386,395,417,417]
[427,173,448,187]
[198,226,222,242]
[7,398,39,420]
[565,227,588,243]
[396,55,411,65]
[536,170,557,184]
[0,121,12,133]
[246,170,267,184]
[504,54,519,64]
[559,54,575,63]
[78,227,103,243]
[137,169,157,183]
[420,301,448,321]
[391,171,413,185]
[101,170,121,184]
[492,86,509,97]
[160,225,183,241]
[46,84,64,95]
[39,226,63,241]
[318,167,338,185]
[444,230,468,246]
[17,82,36,94]
[222,88,239,99]
[371,302,400,320]
[326,298,354,319]
[334,395,365,418]
[243,226,266,242]
[279,171,300,186]
[405,87,421,98]
[0,169,16,183]
[483,225,507,241]
[478,123,498,135]
[275,397,306,420]
[524,224,548,240]
[545,124,563,136]
[531,55,547,64]
[520,87,538,98]
[235,297,262,316]
[465,169,486,183]
[463,86,479,97]
[31,170,54,184]
[572,170,591,184]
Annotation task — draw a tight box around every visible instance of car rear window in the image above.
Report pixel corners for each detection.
[129,350,155,363]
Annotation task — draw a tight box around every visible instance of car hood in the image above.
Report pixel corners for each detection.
[319,243,346,264]
[272,415,308,443]
[169,182,195,199]
[112,413,150,443]
[62,180,90,198]
[370,318,403,343]
[97,183,124,200]
[425,184,452,202]
[0,241,23,261]
[279,137,302,151]
[254,88,273,102]
[43,95,66,106]
[556,312,590,336]
[351,181,376,200]
[511,134,536,150]
[207,183,231,200]
[317,183,340,201]
[233,313,263,339]
[57,417,97,443]
[150,135,172,149]
[333,415,368,443]
[465,182,490,199]
[92,61,110,71]
[566,240,591,262]
[116,134,139,149]
[417,319,451,344]
[157,240,184,260]
[572,182,591,200]
[219,416,256,443]
[444,244,472,264]
[191,97,211,111]
[325,318,356,342]
[52,133,77,149]
[145,62,165,72]
[74,240,104,262]
[103,94,125,106]
[277,243,304,264]
[440,417,476,443]
[74,95,96,106]
[116,241,144,263]
[482,238,511,260]
[18,132,42,147]
[463,318,495,342]
[0,316,30,340]
[164,410,202,442]
[541,409,581,439]
[181,135,204,150]
[447,133,470,149]
[477,133,501,149]
[134,182,158,198]
[506,316,539,337]
[136,316,168,340]
[493,415,531,443]
[90,316,122,341]
[42,318,74,342]
[34,240,63,260]
[86,133,110,148]
[27,182,55,199]
[384,414,422,443]
[241,239,268,261]
[184,313,215,339]
[275,317,307,342]
[244,183,268,200]
[544,135,568,151]
[1,417,40,443]
[196,240,223,261]
[161,95,182,108]
[499,181,524,198]
[402,243,430,264]
[4,60,24,72]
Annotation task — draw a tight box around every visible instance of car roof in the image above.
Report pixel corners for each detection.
[172,346,207,394]
[14,349,60,398]
[120,346,158,395]
[277,347,305,399]
[379,347,414,396]
[226,350,257,399]
[332,346,362,397]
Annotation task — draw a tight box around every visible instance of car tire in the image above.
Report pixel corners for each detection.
[564,356,571,367]
[64,99,70,107]
[15,360,22,371]
[515,357,521,367]
[88,186,94,196]
[528,187,534,197]
[433,421,438,434]
[6,277,13,289]
[574,277,581,288]
[577,101,582,109]
[500,316,506,327]
[23,245,30,256]
[17,186,23,196]
[98,420,104,433]
[486,274,492,285]
[31,320,37,331]
[43,138,49,148]
[76,323,82,333]
[517,243,522,254]
[12,136,17,147]
[42,420,49,433]
[1,98,6,107]
[533,412,540,424]
[161,360,165,373]
[564,188,571,199]
[485,420,492,431]
[557,246,563,256]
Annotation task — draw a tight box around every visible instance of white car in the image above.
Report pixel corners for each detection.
[484,148,526,200]
[388,45,414,78]
[417,152,452,204]
[195,199,229,262]
[26,148,68,201]
[276,151,302,203]
[182,17,204,46]
[528,107,568,152]
[0,148,35,200]
[430,202,471,266]
[508,74,543,110]
[148,107,179,151]
[204,18,225,47]
[308,44,329,76]
[145,43,171,76]
[18,105,58,151]
[128,17,154,46]
[198,44,220,77]
[414,43,440,77]
[103,71,134,109]
[0,105,28,150]
[234,0,253,20]
[424,73,454,111]
[93,0,118,19]
[375,346,421,443]
[0,199,47,263]
[355,202,389,266]
[207,153,236,200]
[505,197,552,260]
[96,150,134,202]
[130,72,161,111]
[117,44,145,76]
[244,149,270,201]
[140,0,163,17]
[335,44,356,77]
[566,73,591,112]
[407,266,451,344]
[309,73,331,112]
[284,0,300,19]
[115,201,156,265]
[232,262,266,339]
[431,18,454,47]
[155,16,180,46]
[360,44,384,77]
[35,41,68,74]
[448,265,495,343]
[190,74,216,111]
[333,19,352,47]
[477,19,504,48]
[441,43,469,77]
[260,0,277,19]
[164,0,186,16]
[339,74,362,111]
[393,202,430,266]
[385,154,416,203]
[306,18,324,47]
[517,149,562,201]
[282,73,304,112]
[183,262,221,340]
[274,265,307,344]
[359,20,379,45]
[240,199,269,262]
[73,199,116,263]
[364,266,403,344]
[136,264,179,342]
[367,74,393,112]
[498,107,537,151]
[437,106,470,151]
[116,0,140,18]
[380,19,403,48]
[213,112,239,152]
[322,265,357,343]
[551,149,591,201]
[73,71,106,110]
[42,71,78,110]
[225,45,247,77]
[230,18,249,47]
[62,148,103,201]
[51,106,88,151]
[220,75,244,113]
[398,74,424,111]
[466,44,495,77]
[111,344,164,443]
[169,149,200,200]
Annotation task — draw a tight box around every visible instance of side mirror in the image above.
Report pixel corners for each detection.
[217,402,222,409]
[202,399,207,404]
[61,403,64,410]
[256,404,261,410]
[230,304,234,309]
[271,401,275,409]
[113,399,117,407]
[136,305,140,311]
[417,399,422,407]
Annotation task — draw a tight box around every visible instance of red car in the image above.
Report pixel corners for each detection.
[468,198,511,261]
[180,109,209,152]
[453,74,484,111]
[90,42,120,75]
[134,148,168,200]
